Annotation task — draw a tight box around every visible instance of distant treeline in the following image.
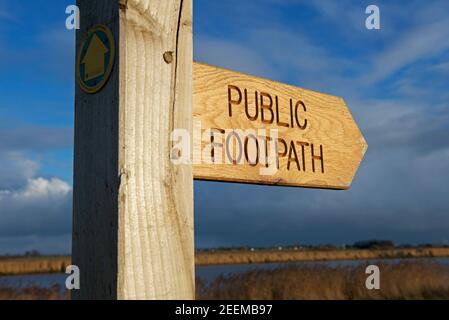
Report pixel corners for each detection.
[1,240,449,258]
[197,240,449,253]
[2,246,449,275]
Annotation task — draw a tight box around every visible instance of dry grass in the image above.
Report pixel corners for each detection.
[1,261,448,300]
[196,261,449,300]
[0,257,70,276]
[1,248,449,275]
[196,248,449,266]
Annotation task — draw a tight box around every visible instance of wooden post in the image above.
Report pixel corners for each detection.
[73,0,194,300]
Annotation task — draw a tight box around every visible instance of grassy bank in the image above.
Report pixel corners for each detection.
[1,261,448,300]
[197,261,449,300]
[0,256,70,276]
[1,248,449,275]
[195,247,449,266]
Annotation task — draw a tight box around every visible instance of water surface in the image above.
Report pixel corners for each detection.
[1,258,448,288]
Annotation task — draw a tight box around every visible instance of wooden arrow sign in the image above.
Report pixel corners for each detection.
[192,62,368,190]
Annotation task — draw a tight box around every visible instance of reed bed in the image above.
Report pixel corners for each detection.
[1,248,449,275]
[196,261,449,300]
[1,261,448,300]
[0,257,70,276]
[196,248,449,266]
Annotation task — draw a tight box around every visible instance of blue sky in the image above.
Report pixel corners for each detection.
[0,0,449,254]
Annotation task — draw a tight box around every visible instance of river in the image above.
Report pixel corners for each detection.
[1,258,448,289]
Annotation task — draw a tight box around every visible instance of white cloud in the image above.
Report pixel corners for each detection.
[0,152,39,190]
[0,175,72,237]
[0,153,72,253]
[362,16,449,84]
[0,177,71,201]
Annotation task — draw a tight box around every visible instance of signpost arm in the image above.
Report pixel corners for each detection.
[73,0,194,300]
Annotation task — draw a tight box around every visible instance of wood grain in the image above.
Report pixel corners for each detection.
[118,0,194,300]
[73,0,120,300]
[193,63,368,189]
[73,0,194,300]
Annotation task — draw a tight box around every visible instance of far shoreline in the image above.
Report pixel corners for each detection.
[196,247,449,266]
[1,247,449,276]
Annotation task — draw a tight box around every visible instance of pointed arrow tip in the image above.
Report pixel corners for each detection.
[361,135,368,157]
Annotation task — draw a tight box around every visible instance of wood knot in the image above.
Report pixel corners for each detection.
[163,51,174,64]
[119,0,128,10]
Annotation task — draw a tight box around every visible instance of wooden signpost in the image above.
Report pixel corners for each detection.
[73,0,194,300]
[193,63,368,189]
[73,0,367,300]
